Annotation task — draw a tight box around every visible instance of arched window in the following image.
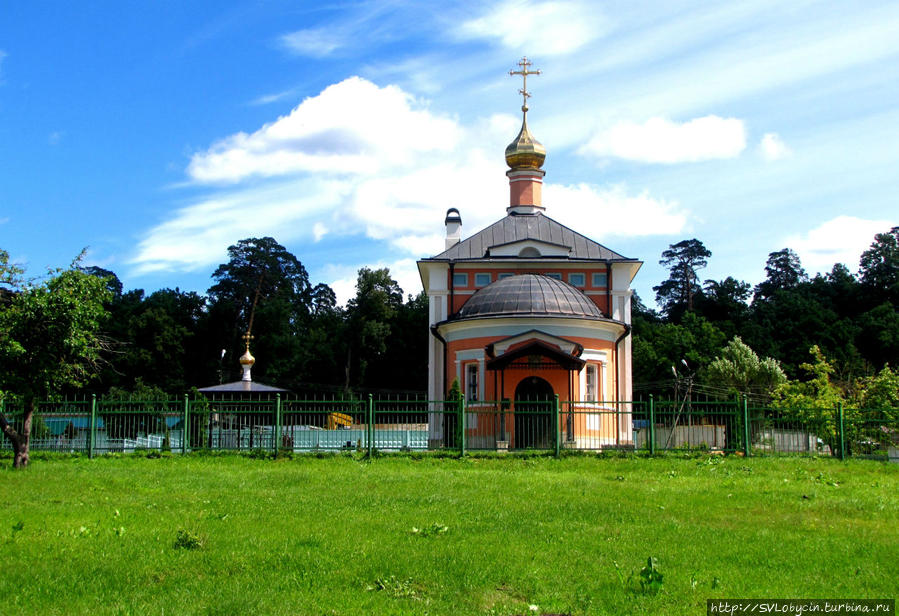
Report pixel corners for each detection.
[518,246,541,257]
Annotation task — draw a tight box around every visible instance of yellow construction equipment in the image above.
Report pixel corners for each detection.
[327,412,354,430]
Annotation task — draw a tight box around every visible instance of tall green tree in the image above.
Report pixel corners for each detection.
[744,284,850,378]
[632,312,726,393]
[859,226,899,302]
[653,239,712,320]
[856,303,899,369]
[344,268,403,389]
[0,256,112,468]
[117,288,207,392]
[809,264,861,324]
[80,265,124,300]
[378,291,429,392]
[753,248,807,300]
[207,236,312,321]
[696,276,751,338]
[205,237,316,386]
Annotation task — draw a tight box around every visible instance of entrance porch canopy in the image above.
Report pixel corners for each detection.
[486,339,585,372]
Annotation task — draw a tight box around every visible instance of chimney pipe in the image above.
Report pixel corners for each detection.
[445,208,462,250]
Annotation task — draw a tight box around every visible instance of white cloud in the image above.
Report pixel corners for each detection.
[580,116,746,164]
[547,4,899,139]
[312,222,328,242]
[130,178,349,274]
[457,0,608,56]
[249,89,297,106]
[545,183,687,238]
[187,77,460,183]
[758,132,791,161]
[786,216,894,274]
[279,28,344,57]
[328,275,357,308]
[133,78,685,277]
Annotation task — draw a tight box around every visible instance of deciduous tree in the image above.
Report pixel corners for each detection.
[0,256,112,467]
[696,276,751,337]
[702,336,786,402]
[344,268,403,389]
[859,226,899,301]
[206,237,318,386]
[771,346,848,451]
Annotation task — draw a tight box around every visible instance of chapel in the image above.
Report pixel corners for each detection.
[417,58,642,450]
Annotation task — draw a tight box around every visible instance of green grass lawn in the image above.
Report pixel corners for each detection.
[2,453,897,615]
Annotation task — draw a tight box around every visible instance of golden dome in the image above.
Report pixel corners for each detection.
[239,348,255,366]
[505,115,546,169]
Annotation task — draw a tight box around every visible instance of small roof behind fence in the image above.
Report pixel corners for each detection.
[198,380,289,394]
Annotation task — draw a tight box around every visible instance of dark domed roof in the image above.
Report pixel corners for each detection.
[456,274,603,320]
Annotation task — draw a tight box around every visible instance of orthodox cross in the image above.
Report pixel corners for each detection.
[509,56,541,113]
[241,331,254,351]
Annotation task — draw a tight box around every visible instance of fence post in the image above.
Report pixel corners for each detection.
[648,395,655,456]
[183,394,189,455]
[459,396,466,456]
[89,394,97,459]
[553,395,561,458]
[367,394,374,457]
[838,402,845,461]
[742,395,750,457]
[275,394,282,454]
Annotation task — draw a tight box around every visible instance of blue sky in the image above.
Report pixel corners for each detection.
[2,1,897,306]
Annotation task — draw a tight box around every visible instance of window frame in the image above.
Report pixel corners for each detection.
[568,272,586,287]
[452,272,468,287]
[466,363,479,402]
[585,364,598,402]
[591,272,608,288]
[474,272,492,287]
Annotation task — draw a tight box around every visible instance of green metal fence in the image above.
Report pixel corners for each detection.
[2,395,897,460]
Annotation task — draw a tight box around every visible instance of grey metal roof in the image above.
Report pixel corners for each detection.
[198,380,289,393]
[455,274,604,320]
[427,212,631,261]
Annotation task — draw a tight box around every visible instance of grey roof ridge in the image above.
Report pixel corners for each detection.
[421,211,636,261]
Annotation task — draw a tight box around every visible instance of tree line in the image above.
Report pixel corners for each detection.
[634,227,899,408]
[2,237,428,398]
[3,228,898,403]
[2,228,898,467]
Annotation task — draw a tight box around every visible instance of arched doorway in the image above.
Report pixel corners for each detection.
[514,376,554,449]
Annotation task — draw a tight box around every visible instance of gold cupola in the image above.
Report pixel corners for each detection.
[239,332,255,382]
[505,115,546,170]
